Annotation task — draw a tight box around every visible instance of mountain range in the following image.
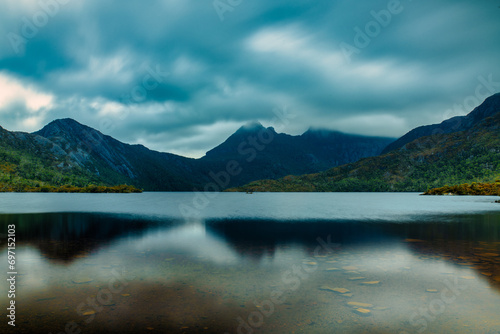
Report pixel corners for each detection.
[231,93,500,192]
[0,117,394,191]
[2,93,498,192]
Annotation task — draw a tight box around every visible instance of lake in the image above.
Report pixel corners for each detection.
[0,193,499,333]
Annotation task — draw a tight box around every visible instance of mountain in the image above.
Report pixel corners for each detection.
[0,118,211,191]
[0,123,104,191]
[0,118,395,191]
[33,118,210,191]
[382,93,500,154]
[200,122,395,187]
[5,92,499,194]
[229,93,500,192]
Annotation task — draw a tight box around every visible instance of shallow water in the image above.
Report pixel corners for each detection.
[0,193,499,333]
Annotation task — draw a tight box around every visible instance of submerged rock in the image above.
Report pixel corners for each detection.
[354,308,371,316]
[361,281,380,285]
[347,302,373,308]
[342,266,358,271]
[319,286,350,294]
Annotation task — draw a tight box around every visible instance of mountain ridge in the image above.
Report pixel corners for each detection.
[382,93,500,154]
[201,121,395,186]
[1,117,395,191]
[7,93,498,193]
[229,93,500,192]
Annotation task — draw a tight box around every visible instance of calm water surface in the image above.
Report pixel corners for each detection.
[0,193,499,334]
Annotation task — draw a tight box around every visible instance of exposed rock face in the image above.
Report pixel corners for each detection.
[33,118,209,190]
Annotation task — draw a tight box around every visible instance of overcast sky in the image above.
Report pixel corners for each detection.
[0,0,499,158]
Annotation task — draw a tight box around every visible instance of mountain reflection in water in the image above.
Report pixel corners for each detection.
[0,212,499,333]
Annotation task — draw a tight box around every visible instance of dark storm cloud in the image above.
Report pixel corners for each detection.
[0,0,499,157]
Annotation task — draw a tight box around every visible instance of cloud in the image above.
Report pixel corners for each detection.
[0,72,53,131]
[134,120,246,158]
[330,114,408,138]
[0,0,498,157]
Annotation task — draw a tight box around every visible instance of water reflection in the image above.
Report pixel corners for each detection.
[5,213,499,263]
[0,213,169,263]
[130,220,240,264]
[0,213,499,333]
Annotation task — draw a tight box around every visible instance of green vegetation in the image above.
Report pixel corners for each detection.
[0,130,141,193]
[227,112,500,193]
[423,181,500,196]
[0,182,141,193]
